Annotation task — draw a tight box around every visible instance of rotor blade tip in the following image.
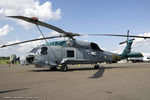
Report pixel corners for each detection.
[0,45,6,48]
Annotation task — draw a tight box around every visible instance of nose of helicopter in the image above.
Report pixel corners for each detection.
[26,55,35,64]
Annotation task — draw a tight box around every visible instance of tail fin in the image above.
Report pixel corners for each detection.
[119,30,135,58]
[120,39,134,58]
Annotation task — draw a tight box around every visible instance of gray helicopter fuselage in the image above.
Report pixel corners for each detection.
[25,40,119,68]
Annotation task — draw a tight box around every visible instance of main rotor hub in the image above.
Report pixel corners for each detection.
[60,32,80,38]
[30,17,38,22]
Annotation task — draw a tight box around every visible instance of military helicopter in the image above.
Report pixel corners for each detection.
[0,16,149,71]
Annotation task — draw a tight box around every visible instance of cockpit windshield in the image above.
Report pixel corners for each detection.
[30,47,38,53]
[91,42,103,51]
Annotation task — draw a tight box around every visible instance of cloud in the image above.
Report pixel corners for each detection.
[0,0,61,29]
[0,0,62,56]
[50,31,60,35]
[0,25,13,37]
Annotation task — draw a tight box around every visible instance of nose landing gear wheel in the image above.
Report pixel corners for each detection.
[60,64,68,72]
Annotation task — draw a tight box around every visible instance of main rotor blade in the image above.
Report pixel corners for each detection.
[7,16,83,38]
[85,34,150,39]
[0,36,60,48]
[7,16,67,34]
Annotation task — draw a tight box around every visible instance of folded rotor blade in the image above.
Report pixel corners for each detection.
[0,36,60,48]
[85,34,150,39]
[7,16,67,34]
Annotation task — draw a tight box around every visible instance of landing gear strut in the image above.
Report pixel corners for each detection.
[94,63,99,69]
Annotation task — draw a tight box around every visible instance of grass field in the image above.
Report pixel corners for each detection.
[0,60,9,64]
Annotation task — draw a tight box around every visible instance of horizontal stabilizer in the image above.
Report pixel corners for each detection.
[119,39,135,45]
[119,41,127,45]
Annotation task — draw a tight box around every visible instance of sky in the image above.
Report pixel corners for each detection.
[0,0,150,57]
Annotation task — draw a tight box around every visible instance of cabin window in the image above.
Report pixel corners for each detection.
[41,47,48,55]
[67,50,74,57]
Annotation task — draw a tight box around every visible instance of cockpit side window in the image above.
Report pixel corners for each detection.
[30,47,38,53]
[41,47,48,55]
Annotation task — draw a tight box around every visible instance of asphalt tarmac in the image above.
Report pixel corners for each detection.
[0,63,150,100]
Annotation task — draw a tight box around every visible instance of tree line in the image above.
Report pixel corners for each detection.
[0,57,9,60]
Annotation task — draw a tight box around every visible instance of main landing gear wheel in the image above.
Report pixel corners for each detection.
[94,64,99,69]
[60,64,68,72]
